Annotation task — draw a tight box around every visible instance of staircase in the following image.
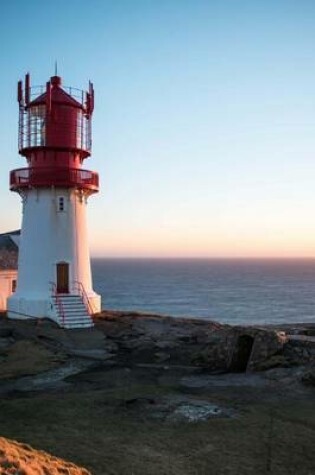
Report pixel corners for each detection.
[52,294,94,329]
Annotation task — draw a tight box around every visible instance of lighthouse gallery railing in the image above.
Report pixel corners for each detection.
[10,167,99,192]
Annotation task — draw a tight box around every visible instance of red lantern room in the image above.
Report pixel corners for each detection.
[10,73,99,193]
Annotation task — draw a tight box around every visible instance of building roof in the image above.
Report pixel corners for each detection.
[30,77,83,109]
[0,230,20,270]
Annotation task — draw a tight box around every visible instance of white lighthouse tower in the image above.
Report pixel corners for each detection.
[8,73,101,328]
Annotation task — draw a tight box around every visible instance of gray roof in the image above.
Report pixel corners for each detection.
[0,230,20,270]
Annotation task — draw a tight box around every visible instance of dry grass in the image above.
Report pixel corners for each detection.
[0,340,65,379]
[0,436,91,474]
[0,372,314,475]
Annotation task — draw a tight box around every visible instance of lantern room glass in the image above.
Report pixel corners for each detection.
[29,105,46,147]
[18,85,92,153]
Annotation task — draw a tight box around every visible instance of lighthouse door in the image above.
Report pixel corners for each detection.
[56,262,69,294]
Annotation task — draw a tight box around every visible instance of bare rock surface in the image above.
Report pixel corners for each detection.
[95,310,315,373]
[0,311,314,380]
[301,364,315,386]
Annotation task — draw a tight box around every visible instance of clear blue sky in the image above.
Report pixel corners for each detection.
[1,0,315,257]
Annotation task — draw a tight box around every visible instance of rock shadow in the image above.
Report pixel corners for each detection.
[229,334,255,372]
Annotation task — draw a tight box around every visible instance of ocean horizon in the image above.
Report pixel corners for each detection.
[91,257,315,326]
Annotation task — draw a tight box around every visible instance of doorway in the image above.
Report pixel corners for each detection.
[56,262,69,294]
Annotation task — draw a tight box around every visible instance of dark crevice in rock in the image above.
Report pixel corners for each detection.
[229,334,255,372]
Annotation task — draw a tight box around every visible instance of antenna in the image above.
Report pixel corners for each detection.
[54,60,58,76]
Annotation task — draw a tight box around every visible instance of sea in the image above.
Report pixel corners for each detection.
[91,258,315,326]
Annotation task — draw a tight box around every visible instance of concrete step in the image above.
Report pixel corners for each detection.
[55,302,87,308]
[63,320,93,326]
[61,320,93,329]
[52,293,94,329]
[60,315,92,321]
[57,302,86,306]
[63,323,94,329]
[62,314,93,320]
[53,296,85,302]
[63,314,88,318]
[58,306,87,312]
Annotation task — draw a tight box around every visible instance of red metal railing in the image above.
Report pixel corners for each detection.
[73,280,93,315]
[27,84,86,103]
[10,167,99,192]
[50,281,66,327]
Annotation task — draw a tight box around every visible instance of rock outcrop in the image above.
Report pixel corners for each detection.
[0,311,314,383]
[95,310,313,373]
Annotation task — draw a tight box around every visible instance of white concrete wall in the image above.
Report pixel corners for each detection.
[0,270,18,311]
[8,187,100,320]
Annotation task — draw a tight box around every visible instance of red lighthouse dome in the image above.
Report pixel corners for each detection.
[11,73,98,193]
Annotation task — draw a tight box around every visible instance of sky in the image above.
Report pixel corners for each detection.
[1,0,315,257]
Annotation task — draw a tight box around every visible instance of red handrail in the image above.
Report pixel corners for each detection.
[73,280,93,315]
[50,281,66,327]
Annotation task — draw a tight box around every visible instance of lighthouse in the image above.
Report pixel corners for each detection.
[7,73,101,328]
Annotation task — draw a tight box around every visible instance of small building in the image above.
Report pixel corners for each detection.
[0,231,19,311]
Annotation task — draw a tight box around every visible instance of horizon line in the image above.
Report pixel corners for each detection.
[90,255,315,260]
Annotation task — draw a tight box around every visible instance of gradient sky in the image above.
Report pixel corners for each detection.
[1,0,315,257]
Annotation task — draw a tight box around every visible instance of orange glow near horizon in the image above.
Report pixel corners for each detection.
[90,227,315,259]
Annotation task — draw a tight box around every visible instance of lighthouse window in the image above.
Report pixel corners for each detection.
[11,280,17,293]
[28,105,46,147]
[58,197,65,212]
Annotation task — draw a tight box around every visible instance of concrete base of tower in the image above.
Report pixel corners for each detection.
[7,291,101,328]
[86,292,101,314]
[7,294,59,323]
